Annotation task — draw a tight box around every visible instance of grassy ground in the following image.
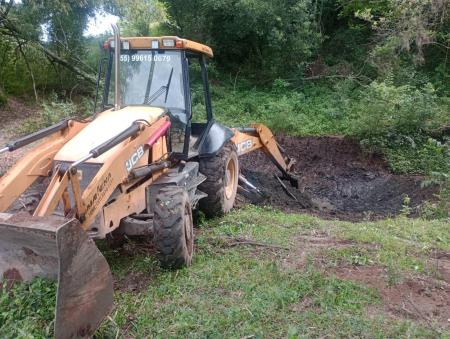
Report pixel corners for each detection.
[3,206,449,338]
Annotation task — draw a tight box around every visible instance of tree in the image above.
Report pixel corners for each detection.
[162,0,321,78]
[113,0,168,36]
[343,0,450,74]
[0,0,104,99]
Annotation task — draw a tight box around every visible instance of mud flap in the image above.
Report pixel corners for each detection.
[0,213,114,338]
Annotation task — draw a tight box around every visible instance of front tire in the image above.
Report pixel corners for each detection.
[153,186,194,269]
[198,142,239,217]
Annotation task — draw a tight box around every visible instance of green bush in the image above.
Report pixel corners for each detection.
[385,138,450,174]
[351,81,446,140]
[350,80,449,173]
[210,78,356,136]
[20,93,93,134]
[208,77,449,175]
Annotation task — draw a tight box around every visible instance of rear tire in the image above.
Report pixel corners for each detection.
[198,142,239,217]
[153,186,194,269]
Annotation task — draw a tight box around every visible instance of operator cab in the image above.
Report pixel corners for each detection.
[97,36,222,161]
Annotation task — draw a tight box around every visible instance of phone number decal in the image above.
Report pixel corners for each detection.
[120,54,171,62]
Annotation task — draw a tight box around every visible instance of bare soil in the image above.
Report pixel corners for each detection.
[113,239,157,293]
[0,99,38,175]
[283,230,450,330]
[239,136,436,221]
[281,229,379,271]
[333,266,450,328]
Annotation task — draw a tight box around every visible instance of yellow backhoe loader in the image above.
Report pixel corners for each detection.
[0,25,298,338]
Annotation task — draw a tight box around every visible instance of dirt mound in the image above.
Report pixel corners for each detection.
[239,136,435,220]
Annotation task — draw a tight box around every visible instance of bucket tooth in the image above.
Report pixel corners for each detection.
[0,214,113,339]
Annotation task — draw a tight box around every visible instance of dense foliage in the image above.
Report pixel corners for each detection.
[162,0,321,78]
[1,0,448,94]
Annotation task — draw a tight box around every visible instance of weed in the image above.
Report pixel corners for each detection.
[386,259,403,286]
[209,78,449,175]
[0,278,56,338]
[20,93,92,134]
[422,171,450,219]
[324,247,375,267]
[385,137,450,174]
[210,80,354,136]
[351,82,446,140]
[400,195,411,217]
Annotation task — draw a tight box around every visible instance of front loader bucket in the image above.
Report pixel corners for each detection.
[0,213,113,338]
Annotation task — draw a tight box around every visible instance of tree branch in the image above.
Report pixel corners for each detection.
[0,14,96,84]
[0,0,14,18]
[35,41,96,84]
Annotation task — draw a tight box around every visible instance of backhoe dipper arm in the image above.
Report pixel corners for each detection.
[231,124,298,188]
[0,120,88,212]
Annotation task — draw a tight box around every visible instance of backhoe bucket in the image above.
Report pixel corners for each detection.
[0,213,113,338]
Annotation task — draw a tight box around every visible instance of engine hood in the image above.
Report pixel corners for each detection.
[55,106,165,163]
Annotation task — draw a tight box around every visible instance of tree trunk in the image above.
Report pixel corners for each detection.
[0,87,7,107]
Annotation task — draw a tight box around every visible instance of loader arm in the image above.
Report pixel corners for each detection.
[33,116,170,238]
[0,120,88,212]
[231,124,298,187]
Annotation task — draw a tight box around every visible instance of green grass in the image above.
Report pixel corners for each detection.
[99,206,449,338]
[3,206,448,338]
[0,278,56,338]
[107,262,379,338]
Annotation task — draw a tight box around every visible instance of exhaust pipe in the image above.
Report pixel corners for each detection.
[111,24,121,111]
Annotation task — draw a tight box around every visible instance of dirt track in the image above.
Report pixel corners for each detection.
[239,136,435,221]
[0,99,37,175]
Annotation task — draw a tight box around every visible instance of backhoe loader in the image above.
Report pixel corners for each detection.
[0,25,298,338]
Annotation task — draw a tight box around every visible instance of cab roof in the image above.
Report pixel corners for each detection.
[106,36,213,58]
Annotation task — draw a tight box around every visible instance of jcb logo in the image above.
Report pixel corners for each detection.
[237,140,253,154]
[126,146,144,172]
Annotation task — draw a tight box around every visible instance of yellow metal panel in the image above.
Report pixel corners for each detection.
[54,107,164,163]
[108,36,214,58]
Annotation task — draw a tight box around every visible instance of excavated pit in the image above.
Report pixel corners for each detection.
[239,136,436,221]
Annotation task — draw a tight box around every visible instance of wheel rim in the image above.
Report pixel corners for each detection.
[184,206,193,257]
[224,156,237,200]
